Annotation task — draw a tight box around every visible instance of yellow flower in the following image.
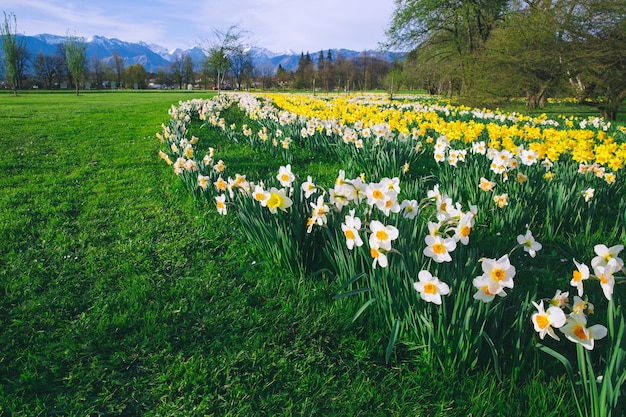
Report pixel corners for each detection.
[479,177,496,192]
[158,151,172,165]
[266,187,293,214]
[493,193,508,208]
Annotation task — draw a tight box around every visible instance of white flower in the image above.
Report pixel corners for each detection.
[561,314,607,350]
[369,220,399,251]
[277,164,295,187]
[301,175,318,198]
[516,230,542,258]
[400,199,420,219]
[413,270,450,305]
[423,235,456,263]
[215,194,227,215]
[571,259,590,297]
[531,301,566,341]
[591,244,624,269]
[341,210,363,250]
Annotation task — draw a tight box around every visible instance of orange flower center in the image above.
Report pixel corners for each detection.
[423,282,437,294]
[345,229,355,240]
[375,230,389,241]
[461,226,471,237]
[433,243,446,254]
[492,268,505,281]
[574,326,589,340]
[372,190,384,200]
[535,315,549,330]
[573,270,582,282]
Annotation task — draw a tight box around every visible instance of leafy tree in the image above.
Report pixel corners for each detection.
[124,63,148,89]
[468,1,572,108]
[64,33,87,95]
[275,64,291,89]
[183,54,195,88]
[567,0,626,120]
[294,52,315,89]
[1,12,27,95]
[385,0,509,93]
[204,47,228,90]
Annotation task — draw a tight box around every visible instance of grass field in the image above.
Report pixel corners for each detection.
[0,90,599,415]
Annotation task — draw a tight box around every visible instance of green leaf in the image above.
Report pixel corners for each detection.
[482,331,501,382]
[333,287,374,300]
[385,318,402,364]
[351,298,378,323]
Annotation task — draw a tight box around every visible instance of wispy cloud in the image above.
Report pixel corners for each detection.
[3,0,395,52]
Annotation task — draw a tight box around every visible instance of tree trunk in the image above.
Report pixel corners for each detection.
[525,85,547,110]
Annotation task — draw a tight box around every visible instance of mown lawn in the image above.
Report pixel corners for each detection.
[0,91,575,416]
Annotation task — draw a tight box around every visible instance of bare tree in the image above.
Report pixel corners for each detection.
[111,50,125,88]
[33,51,64,89]
[201,25,253,93]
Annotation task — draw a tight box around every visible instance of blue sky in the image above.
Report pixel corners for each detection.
[2,0,397,53]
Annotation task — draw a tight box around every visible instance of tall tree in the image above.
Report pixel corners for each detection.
[170,52,186,89]
[64,33,87,96]
[294,52,315,89]
[111,50,125,88]
[1,12,24,95]
[89,54,105,89]
[201,25,253,93]
[567,0,626,120]
[385,0,509,93]
[124,63,148,89]
[183,54,195,88]
[469,1,572,108]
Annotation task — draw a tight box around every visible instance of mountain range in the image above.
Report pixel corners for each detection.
[13,34,404,74]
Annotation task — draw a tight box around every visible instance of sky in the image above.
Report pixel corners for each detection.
[2,0,397,53]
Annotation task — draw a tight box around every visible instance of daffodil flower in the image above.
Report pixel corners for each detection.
[277,164,295,187]
[215,194,227,215]
[593,258,619,300]
[516,230,542,258]
[266,187,293,214]
[369,220,399,251]
[370,241,388,269]
[480,254,516,294]
[591,244,624,269]
[560,313,607,350]
[472,274,506,303]
[423,235,456,263]
[341,210,363,250]
[571,259,590,297]
[413,270,450,305]
[531,300,566,341]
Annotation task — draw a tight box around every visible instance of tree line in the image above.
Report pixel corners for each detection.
[1,17,394,96]
[385,0,626,119]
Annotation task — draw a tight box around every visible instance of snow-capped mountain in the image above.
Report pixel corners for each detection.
[11,34,403,73]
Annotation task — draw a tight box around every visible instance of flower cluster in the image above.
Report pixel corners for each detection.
[531,244,624,349]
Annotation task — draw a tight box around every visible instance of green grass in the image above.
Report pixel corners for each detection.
[0,91,576,416]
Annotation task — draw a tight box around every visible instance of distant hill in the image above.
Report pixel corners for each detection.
[6,34,405,74]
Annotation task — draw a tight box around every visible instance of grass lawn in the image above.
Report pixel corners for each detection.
[0,91,576,416]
